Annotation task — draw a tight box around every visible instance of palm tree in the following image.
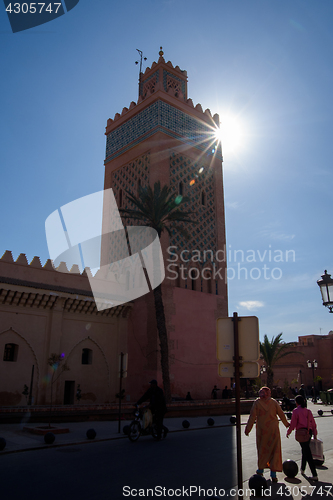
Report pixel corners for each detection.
[119,181,196,402]
[260,333,302,389]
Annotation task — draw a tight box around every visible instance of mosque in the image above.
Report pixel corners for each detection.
[0,49,229,406]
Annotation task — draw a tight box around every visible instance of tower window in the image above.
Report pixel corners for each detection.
[3,343,18,362]
[207,274,212,294]
[201,191,206,206]
[179,182,183,196]
[119,189,123,208]
[189,268,199,291]
[82,348,93,365]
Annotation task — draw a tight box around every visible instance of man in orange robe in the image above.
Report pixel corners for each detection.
[245,386,290,483]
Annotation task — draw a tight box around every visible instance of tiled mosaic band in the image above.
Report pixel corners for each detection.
[105,100,222,163]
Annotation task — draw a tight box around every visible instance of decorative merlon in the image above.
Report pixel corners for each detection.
[16,253,29,265]
[30,256,42,268]
[0,251,95,278]
[1,250,14,263]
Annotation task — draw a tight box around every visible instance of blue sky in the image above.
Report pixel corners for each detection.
[1,0,333,343]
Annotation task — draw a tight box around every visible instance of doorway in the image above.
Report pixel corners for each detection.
[64,380,75,405]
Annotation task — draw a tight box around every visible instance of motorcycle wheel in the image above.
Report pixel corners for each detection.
[128,422,141,441]
[151,424,168,440]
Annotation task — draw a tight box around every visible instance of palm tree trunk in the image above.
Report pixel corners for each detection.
[153,284,171,403]
[266,369,274,389]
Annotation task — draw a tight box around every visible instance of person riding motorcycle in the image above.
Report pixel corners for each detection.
[136,379,167,440]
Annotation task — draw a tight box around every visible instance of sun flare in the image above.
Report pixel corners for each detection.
[214,114,246,155]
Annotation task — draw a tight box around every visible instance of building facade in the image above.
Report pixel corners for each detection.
[0,251,130,406]
[103,49,228,400]
[261,333,333,392]
[0,50,229,406]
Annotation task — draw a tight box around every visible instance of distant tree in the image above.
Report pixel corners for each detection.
[260,333,302,389]
[47,353,69,427]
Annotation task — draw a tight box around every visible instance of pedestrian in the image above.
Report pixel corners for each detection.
[211,385,220,399]
[136,379,167,440]
[245,386,290,483]
[311,386,317,403]
[222,386,228,399]
[299,384,307,405]
[185,391,193,401]
[286,395,318,481]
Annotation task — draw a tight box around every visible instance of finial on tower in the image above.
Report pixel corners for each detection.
[159,46,164,57]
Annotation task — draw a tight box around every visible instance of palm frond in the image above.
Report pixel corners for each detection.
[119,181,197,239]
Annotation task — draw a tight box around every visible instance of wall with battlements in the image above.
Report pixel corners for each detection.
[0,250,130,406]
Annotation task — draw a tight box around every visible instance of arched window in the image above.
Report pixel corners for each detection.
[82,348,93,365]
[3,343,18,362]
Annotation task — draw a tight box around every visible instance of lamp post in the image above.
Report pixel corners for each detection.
[307,359,318,403]
[260,365,266,385]
[317,270,333,312]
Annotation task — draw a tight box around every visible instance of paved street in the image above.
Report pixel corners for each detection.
[0,403,332,499]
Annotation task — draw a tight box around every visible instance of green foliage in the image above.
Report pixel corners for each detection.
[283,379,290,396]
[119,181,197,238]
[260,333,303,389]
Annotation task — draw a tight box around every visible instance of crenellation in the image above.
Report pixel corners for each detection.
[15,253,29,266]
[30,256,42,268]
[1,250,14,263]
[195,103,203,112]
[70,264,81,274]
[213,113,220,125]
[81,267,92,278]
[121,107,128,116]
[204,108,212,117]
[56,261,69,273]
[43,259,54,270]
[114,112,120,121]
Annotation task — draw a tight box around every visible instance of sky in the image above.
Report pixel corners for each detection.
[1,0,333,343]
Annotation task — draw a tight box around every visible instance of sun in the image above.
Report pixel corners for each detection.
[214,114,245,155]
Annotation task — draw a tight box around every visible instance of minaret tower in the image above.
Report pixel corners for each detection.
[103,49,228,399]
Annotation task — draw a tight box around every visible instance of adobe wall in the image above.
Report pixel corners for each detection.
[0,252,130,406]
[265,334,333,391]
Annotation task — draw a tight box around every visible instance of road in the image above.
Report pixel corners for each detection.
[0,413,332,500]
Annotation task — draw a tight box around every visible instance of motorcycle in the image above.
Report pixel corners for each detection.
[128,405,168,442]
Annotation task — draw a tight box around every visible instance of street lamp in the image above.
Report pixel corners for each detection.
[317,270,333,312]
[260,365,266,385]
[307,359,318,402]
